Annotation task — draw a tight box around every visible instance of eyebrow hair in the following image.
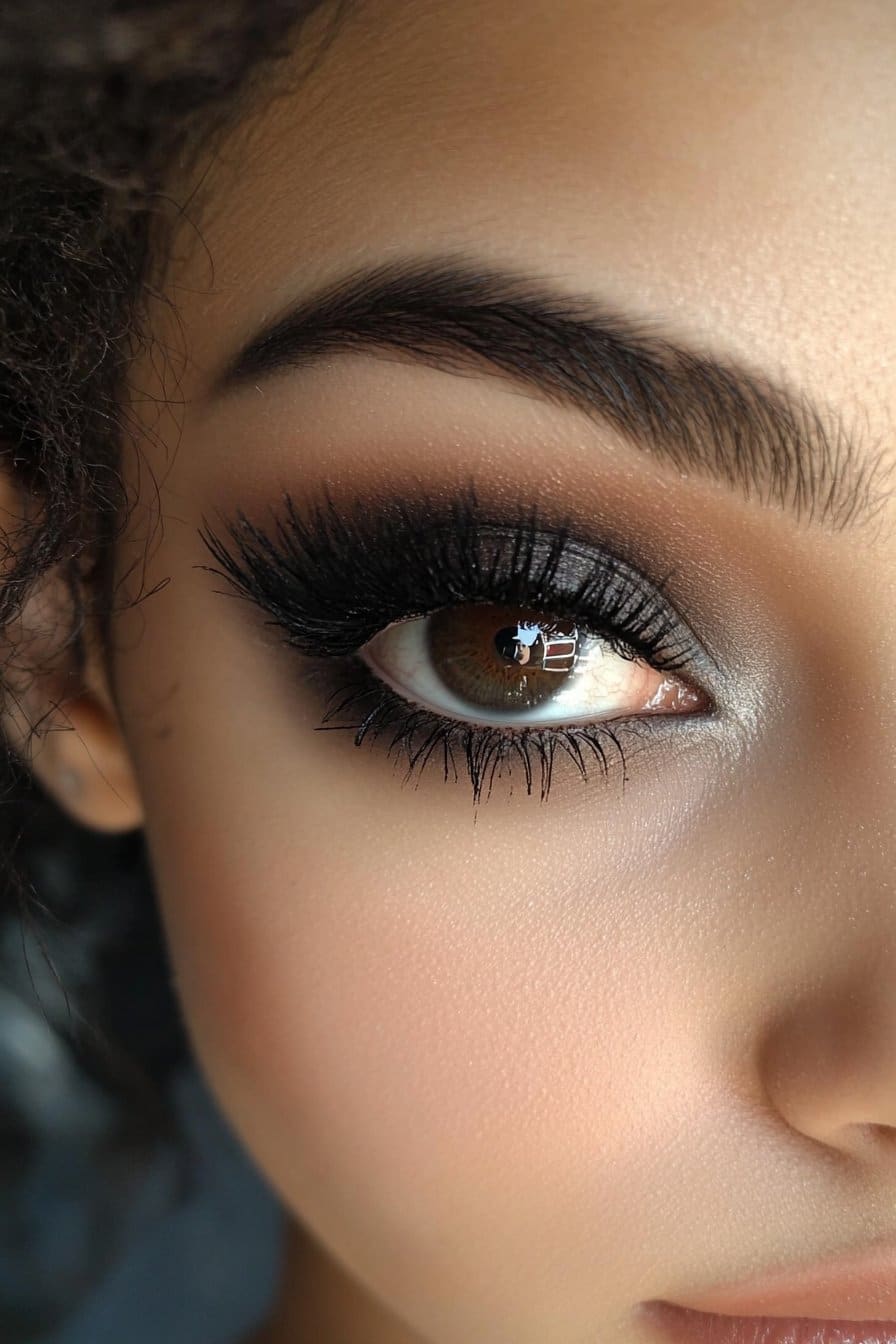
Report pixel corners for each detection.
[214,256,884,529]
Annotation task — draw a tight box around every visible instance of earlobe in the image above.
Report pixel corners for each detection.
[22,688,144,833]
[0,472,144,833]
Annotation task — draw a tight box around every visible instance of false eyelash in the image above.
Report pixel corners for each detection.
[198,483,699,669]
[197,483,707,800]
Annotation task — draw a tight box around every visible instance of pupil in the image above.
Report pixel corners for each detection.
[494,626,531,663]
[427,605,581,713]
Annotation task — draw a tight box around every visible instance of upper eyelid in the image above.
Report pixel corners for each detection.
[196,486,714,682]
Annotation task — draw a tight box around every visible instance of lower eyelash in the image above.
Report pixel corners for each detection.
[316,661,639,803]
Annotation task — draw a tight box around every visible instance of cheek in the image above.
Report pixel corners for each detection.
[156,803,603,1203]
[137,731,707,1336]
[110,571,746,1337]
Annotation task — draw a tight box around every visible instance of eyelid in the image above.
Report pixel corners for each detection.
[197,484,710,676]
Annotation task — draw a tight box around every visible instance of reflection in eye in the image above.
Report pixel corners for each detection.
[361,603,705,729]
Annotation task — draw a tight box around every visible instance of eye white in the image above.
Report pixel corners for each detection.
[360,610,698,729]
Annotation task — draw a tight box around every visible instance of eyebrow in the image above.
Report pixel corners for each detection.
[214,256,882,529]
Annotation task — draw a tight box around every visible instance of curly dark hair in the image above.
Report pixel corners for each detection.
[0,3,337,1335]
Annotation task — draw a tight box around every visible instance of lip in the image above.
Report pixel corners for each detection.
[640,1303,896,1344]
[660,1243,896,1320]
[639,1244,896,1344]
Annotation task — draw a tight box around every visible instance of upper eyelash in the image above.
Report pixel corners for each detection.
[196,484,710,801]
[197,483,700,672]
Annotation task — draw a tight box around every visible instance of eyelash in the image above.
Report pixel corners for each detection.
[197,485,710,803]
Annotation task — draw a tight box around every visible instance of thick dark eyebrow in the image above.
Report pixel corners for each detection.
[214,257,882,529]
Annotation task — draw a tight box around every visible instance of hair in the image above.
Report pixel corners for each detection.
[0,3,335,1334]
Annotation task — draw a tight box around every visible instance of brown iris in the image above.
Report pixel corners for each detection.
[426,604,582,713]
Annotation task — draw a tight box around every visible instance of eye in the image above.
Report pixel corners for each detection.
[360,602,707,730]
[200,490,717,799]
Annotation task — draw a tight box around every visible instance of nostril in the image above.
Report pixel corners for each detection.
[848,1122,896,1156]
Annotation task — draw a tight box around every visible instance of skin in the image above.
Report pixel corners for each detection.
[13,1,896,1341]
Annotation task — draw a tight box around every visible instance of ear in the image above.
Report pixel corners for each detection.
[0,489,144,834]
[12,646,145,835]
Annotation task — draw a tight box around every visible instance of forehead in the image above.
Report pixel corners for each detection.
[162,0,894,460]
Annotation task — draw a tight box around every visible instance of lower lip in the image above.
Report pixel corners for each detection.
[639,1302,896,1344]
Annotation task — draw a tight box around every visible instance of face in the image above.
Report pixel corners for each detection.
[107,2,896,1340]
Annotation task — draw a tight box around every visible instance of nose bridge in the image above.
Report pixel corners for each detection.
[818,671,896,906]
[721,651,896,1159]
[790,560,896,900]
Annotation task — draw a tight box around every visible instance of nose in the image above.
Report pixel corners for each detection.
[757,945,896,1161]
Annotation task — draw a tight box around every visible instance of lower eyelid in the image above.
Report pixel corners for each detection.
[307,650,714,805]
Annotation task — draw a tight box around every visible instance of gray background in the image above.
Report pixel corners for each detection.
[48,1064,284,1344]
